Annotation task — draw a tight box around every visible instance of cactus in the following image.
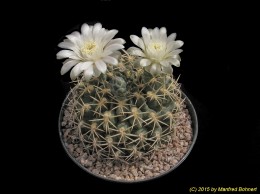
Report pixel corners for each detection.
[65,52,184,162]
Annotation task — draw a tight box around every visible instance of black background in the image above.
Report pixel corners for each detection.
[20,1,259,192]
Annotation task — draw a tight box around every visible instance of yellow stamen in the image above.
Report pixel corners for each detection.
[81,42,97,55]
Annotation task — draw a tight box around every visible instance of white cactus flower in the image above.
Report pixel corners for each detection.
[128,27,183,75]
[57,23,125,81]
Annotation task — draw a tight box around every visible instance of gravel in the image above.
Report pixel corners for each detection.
[61,107,193,182]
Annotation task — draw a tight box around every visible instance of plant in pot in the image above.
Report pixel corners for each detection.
[57,23,198,182]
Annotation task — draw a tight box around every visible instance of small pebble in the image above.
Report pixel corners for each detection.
[88,155,96,162]
[173,159,179,165]
[152,160,158,166]
[76,147,81,153]
[131,169,138,177]
[114,166,120,171]
[114,170,120,176]
[109,174,117,179]
[73,152,79,157]
[158,164,163,171]
[163,164,170,171]
[138,171,143,176]
[96,162,102,168]
[179,134,185,140]
[80,158,85,165]
[143,165,153,170]
[185,133,192,140]
[129,173,134,179]
[152,155,157,160]
[84,160,93,167]
[140,176,146,180]
[105,170,111,175]
[145,170,153,178]
[153,167,159,172]
[92,169,100,174]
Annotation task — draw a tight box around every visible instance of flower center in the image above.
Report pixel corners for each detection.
[151,42,163,51]
[81,41,97,55]
[147,41,166,61]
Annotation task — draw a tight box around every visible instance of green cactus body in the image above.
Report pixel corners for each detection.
[66,53,183,162]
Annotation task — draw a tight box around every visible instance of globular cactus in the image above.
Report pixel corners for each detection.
[66,53,184,162]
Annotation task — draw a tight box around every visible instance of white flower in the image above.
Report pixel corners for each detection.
[57,23,125,81]
[128,27,183,75]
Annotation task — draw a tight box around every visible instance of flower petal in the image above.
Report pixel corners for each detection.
[102,29,118,45]
[171,49,183,55]
[127,47,145,57]
[173,54,181,61]
[167,33,176,42]
[140,59,151,67]
[95,60,107,73]
[93,23,102,33]
[172,41,184,49]
[104,44,124,52]
[160,60,170,67]
[159,27,167,41]
[66,31,81,43]
[58,41,74,50]
[80,61,94,71]
[56,50,76,59]
[141,27,150,45]
[95,28,106,42]
[93,23,102,40]
[83,64,94,81]
[168,58,180,67]
[70,63,83,80]
[106,38,125,47]
[151,27,160,40]
[110,51,121,60]
[165,49,183,58]
[162,65,173,74]
[138,38,145,50]
[93,64,101,77]
[130,35,139,45]
[130,35,145,49]
[102,50,113,57]
[59,39,81,56]
[60,59,79,75]
[166,41,175,53]
[149,63,161,75]
[102,56,118,65]
[81,23,90,36]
